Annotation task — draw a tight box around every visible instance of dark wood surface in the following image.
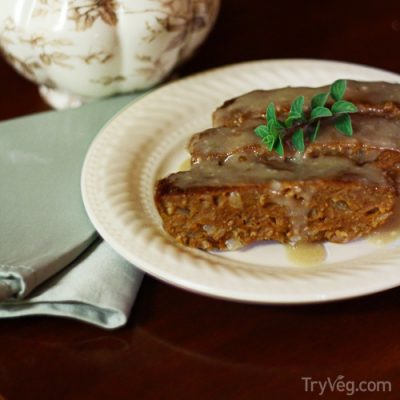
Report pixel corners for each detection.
[1,1,400,399]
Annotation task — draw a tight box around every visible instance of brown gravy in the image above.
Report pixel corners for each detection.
[170,156,387,189]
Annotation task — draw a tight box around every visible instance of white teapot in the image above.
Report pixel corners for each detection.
[0,0,220,107]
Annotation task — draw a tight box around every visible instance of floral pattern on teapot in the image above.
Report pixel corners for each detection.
[0,0,220,101]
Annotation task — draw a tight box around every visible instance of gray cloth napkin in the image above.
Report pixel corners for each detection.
[0,93,145,329]
[0,240,143,328]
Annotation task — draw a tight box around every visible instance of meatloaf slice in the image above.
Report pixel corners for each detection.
[155,157,395,250]
[213,80,400,127]
[189,115,400,180]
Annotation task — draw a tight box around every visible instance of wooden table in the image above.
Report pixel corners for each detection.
[1,1,400,399]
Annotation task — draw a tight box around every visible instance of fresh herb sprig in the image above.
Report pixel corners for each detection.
[254,80,358,156]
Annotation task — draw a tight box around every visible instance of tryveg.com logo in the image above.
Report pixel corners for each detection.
[301,375,392,396]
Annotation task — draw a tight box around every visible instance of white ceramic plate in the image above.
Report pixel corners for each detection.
[82,59,400,303]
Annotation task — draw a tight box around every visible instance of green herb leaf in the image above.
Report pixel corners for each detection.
[266,102,277,122]
[254,125,269,138]
[292,128,305,152]
[255,123,278,151]
[274,136,284,157]
[331,100,358,114]
[310,106,333,120]
[330,79,347,101]
[285,112,302,128]
[267,119,283,136]
[261,120,282,150]
[262,135,277,151]
[309,120,321,142]
[267,119,275,129]
[286,96,306,128]
[263,137,274,150]
[311,92,329,109]
[290,96,305,115]
[335,113,353,136]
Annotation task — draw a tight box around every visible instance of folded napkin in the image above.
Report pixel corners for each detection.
[0,93,145,329]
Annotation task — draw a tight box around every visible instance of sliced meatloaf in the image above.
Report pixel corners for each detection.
[155,157,395,250]
[213,80,400,127]
[189,115,400,188]
[156,80,400,250]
